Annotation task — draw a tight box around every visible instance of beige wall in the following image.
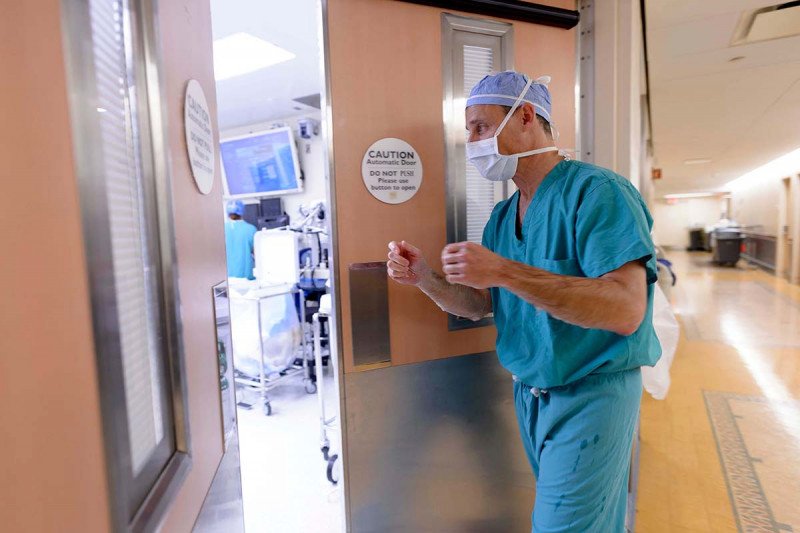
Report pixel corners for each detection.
[327,0,576,372]
[731,177,786,236]
[0,1,112,531]
[592,0,650,190]
[157,0,228,530]
[652,197,726,248]
[731,172,800,283]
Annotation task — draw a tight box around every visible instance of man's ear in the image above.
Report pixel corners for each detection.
[519,102,537,127]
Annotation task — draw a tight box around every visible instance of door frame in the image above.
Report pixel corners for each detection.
[777,174,800,284]
[319,1,351,530]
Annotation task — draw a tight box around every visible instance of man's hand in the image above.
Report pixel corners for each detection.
[441,242,508,289]
[387,241,432,286]
[387,240,493,320]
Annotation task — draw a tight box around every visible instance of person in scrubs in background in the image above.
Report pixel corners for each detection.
[224,200,257,280]
[387,71,661,532]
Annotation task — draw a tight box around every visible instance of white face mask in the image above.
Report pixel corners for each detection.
[466,77,558,182]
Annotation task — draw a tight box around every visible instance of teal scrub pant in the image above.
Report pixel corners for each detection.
[513,368,642,532]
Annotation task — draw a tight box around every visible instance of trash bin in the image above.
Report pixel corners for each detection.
[712,230,743,266]
[687,228,707,251]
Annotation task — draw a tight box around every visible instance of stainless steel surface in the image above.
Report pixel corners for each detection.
[319,0,351,527]
[313,313,336,448]
[212,283,237,449]
[140,0,193,459]
[192,432,246,533]
[132,453,192,533]
[349,263,392,367]
[441,13,511,332]
[345,352,535,533]
[742,233,778,271]
[577,0,594,163]
[441,13,513,247]
[60,0,191,530]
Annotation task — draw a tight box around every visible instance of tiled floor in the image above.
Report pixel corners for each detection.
[237,367,344,533]
[637,251,800,532]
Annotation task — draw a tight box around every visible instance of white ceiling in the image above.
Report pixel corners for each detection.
[210,0,322,131]
[645,0,800,195]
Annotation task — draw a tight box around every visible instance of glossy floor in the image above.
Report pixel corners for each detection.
[637,251,800,532]
[237,369,344,533]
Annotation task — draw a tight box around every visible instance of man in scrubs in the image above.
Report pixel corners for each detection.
[387,71,661,532]
[224,200,258,279]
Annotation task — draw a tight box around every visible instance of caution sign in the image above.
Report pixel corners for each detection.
[361,138,422,204]
[184,79,215,195]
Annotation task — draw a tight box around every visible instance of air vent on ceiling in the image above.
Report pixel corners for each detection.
[731,1,800,45]
[292,93,321,110]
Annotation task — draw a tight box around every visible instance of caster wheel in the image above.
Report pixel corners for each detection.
[321,445,330,461]
[263,402,273,416]
[305,380,317,394]
[327,454,340,485]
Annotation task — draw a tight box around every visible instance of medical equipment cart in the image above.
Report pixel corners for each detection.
[232,283,315,416]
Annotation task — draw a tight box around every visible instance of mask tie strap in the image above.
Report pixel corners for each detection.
[516,146,559,158]
[495,76,534,137]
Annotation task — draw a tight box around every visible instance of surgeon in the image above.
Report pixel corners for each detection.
[387,71,661,532]
[224,200,258,279]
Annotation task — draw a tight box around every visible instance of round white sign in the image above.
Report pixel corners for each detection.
[184,79,215,195]
[361,138,422,204]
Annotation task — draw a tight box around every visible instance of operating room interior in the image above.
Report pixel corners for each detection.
[210,0,345,530]
[3,0,800,532]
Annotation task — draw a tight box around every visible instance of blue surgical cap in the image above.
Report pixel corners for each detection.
[466,71,553,124]
[226,200,245,216]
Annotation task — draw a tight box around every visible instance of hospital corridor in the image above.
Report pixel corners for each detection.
[2,0,800,532]
[638,251,800,531]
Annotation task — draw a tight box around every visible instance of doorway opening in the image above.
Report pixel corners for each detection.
[210,1,344,531]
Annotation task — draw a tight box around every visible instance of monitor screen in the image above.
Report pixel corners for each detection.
[220,127,303,199]
[242,203,260,227]
[260,197,283,218]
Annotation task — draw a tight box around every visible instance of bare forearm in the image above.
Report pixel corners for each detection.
[418,271,491,321]
[498,260,645,335]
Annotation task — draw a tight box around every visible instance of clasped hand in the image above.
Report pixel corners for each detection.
[387,240,506,290]
[441,241,506,289]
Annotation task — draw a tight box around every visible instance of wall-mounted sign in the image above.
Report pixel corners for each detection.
[361,138,422,204]
[184,79,215,195]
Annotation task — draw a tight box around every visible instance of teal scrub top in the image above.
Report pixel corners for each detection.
[482,159,661,388]
[225,219,258,279]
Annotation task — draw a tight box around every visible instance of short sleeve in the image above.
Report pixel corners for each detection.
[576,180,658,284]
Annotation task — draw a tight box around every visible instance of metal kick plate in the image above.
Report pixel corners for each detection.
[349,262,391,366]
[344,352,536,532]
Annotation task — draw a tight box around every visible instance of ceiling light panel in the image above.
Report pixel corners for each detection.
[663,192,719,199]
[213,32,296,81]
[723,147,800,191]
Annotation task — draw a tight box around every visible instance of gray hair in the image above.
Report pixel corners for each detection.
[500,105,552,138]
